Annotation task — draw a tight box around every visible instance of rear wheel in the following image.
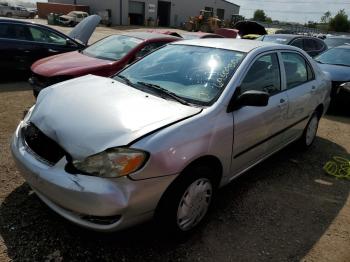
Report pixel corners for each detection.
[6,12,12,17]
[156,165,216,236]
[299,113,319,149]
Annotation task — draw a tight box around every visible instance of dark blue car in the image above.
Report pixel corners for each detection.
[0,16,100,73]
[315,45,350,113]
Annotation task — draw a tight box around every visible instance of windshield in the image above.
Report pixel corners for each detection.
[261,35,289,44]
[115,44,245,106]
[324,38,350,49]
[315,48,350,67]
[83,35,142,61]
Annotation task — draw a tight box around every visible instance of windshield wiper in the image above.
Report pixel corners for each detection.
[115,75,135,87]
[137,81,191,106]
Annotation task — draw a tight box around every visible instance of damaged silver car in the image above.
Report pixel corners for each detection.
[11,39,331,234]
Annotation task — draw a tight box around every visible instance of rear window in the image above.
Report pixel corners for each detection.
[83,35,143,60]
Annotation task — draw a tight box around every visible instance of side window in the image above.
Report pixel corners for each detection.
[303,39,317,52]
[0,23,9,38]
[314,39,324,51]
[5,24,32,41]
[290,38,303,49]
[281,52,314,89]
[135,42,166,59]
[29,27,67,45]
[241,53,281,95]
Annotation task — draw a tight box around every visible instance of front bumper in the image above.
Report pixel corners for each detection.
[11,122,176,232]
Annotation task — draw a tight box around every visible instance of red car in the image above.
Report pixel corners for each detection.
[29,32,179,97]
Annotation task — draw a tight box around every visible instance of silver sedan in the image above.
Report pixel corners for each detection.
[11,39,331,234]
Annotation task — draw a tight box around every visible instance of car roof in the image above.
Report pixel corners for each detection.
[69,11,88,14]
[0,18,58,30]
[264,34,321,40]
[120,31,179,40]
[172,38,282,52]
[0,18,35,25]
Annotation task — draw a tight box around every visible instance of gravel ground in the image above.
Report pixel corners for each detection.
[0,20,350,262]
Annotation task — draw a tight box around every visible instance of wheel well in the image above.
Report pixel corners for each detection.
[181,155,223,187]
[315,104,324,119]
[155,155,223,216]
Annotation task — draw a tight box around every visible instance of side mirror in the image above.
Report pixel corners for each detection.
[66,39,77,47]
[228,90,269,112]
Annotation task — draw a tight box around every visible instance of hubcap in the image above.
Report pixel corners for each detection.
[176,178,212,231]
[306,115,318,146]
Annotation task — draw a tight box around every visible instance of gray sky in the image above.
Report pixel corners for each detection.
[231,0,350,23]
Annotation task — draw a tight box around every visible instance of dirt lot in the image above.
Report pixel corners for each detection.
[0,21,350,262]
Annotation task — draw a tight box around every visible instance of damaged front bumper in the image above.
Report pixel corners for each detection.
[11,122,176,232]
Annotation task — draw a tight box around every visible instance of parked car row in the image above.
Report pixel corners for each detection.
[4,17,347,235]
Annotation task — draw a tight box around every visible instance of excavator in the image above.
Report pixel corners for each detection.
[185,10,222,33]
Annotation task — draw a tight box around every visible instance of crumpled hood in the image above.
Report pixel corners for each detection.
[30,75,201,159]
[31,51,112,77]
[318,63,350,82]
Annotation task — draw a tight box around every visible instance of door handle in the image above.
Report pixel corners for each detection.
[48,49,59,53]
[279,98,287,109]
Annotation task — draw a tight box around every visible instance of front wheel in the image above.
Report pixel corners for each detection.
[155,165,215,236]
[299,113,319,149]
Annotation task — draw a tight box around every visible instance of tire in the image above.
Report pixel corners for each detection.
[155,164,216,237]
[298,112,319,149]
[6,13,12,17]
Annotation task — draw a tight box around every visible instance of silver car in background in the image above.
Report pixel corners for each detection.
[11,39,331,234]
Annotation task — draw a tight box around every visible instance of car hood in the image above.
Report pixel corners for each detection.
[30,75,201,159]
[318,63,350,82]
[68,14,101,45]
[31,51,113,77]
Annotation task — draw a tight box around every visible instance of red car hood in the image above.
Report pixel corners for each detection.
[31,51,114,77]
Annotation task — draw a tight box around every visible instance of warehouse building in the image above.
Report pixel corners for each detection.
[47,0,240,26]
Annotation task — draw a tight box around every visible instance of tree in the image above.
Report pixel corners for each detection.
[329,9,350,32]
[321,11,331,24]
[253,9,267,22]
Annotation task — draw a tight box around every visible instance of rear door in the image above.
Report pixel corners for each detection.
[0,22,35,70]
[230,52,289,176]
[280,51,316,140]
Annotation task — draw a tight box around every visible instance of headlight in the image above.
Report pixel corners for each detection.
[340,82,350,92]
[72,148,148,178]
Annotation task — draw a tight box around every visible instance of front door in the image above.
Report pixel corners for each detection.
[230,52,289,177]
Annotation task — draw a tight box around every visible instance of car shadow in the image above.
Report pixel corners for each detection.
[0,137,349,261]
[0,70,32,93]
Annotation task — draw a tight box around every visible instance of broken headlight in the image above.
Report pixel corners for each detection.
[72,148,148,178]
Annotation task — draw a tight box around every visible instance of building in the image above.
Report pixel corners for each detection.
[46,0,240,26]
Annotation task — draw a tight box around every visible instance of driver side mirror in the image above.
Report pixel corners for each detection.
[228,90,269,112]
[66,39,77,47]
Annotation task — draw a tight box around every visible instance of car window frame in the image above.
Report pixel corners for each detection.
[237,50,283,97]
[28,24,69,46]
[279,50,315,90]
